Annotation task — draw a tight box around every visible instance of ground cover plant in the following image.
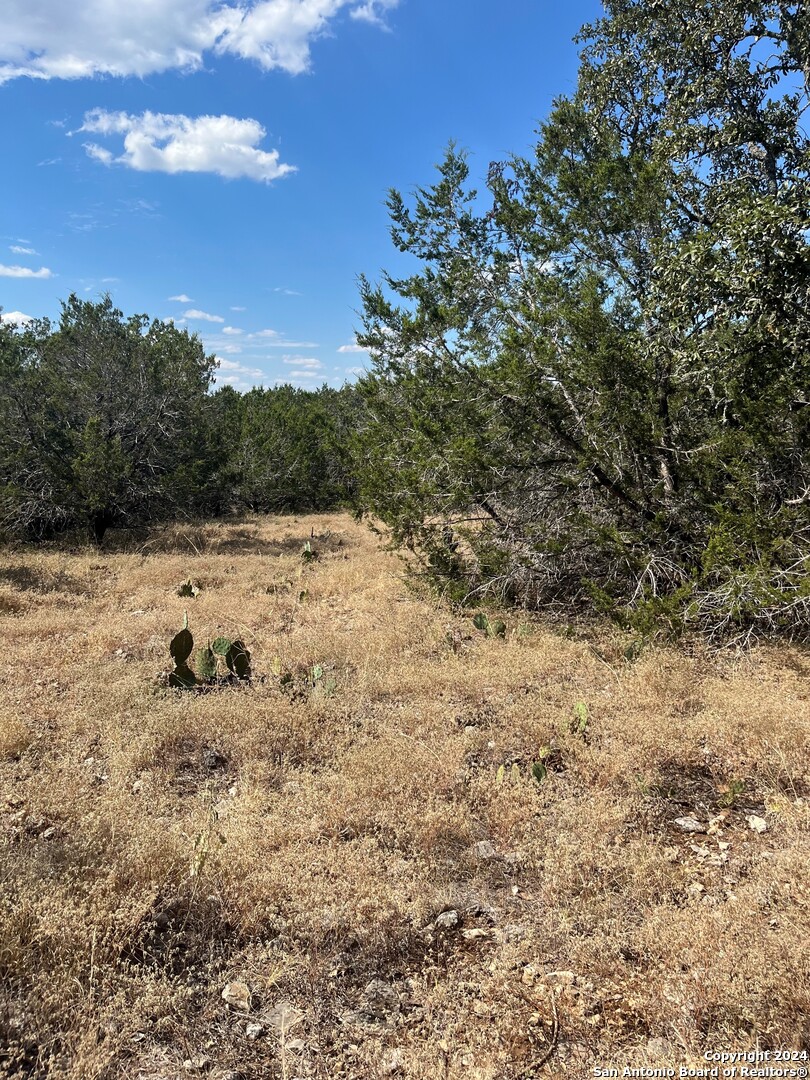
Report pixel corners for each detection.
[1,512,808,1078]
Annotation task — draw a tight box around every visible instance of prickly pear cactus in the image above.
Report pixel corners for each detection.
[225,640,251,680]
[212,637,232,657]
[170,664,197,689]
[168,612,196,688]
[196,646,217,681]
[170,616,194,666]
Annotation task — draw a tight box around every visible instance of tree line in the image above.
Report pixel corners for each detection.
[0,295,358,544]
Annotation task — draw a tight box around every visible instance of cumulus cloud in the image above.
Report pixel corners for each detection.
[0,263,53,279]
[216,357,266,377]
[287,369,320,378]
[337,341,368,353]
[0,0,399,83]
[78,109,294,183]
[223,326,243,335]
[169,293,193,302]
[184,308,225,322]
[0,310,34,325]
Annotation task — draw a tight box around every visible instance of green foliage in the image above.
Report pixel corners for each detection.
[472,612,507,638]
[196,646,218,681]
[167,619,251,689]
[207,383,360,515]
[225,640,251,680]
[531,761,548,784]
[301,541,318,563]
[352,0,810,644]
[0,295,215,544]
[0,301,360,541]
[212,637,232,657]
[170,627,194,667]
[571,702,589,738]
[718,779,746,809]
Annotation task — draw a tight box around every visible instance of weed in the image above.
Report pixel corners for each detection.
[472,612,507,638]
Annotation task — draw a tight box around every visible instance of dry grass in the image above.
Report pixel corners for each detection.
[1,513,808,1079]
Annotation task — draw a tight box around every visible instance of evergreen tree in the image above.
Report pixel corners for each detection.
[354,0,810,641]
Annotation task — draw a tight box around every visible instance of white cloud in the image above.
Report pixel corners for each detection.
[169,293,193,302]
[287,369,320,378]
[184,308,225,323]
[213,355,270,390]
[231,305,246,311]
[84,142,114,165]
[350,0,397,26]
[250,328,281,338]
[78,109,294,183]
[283,356,321,368]
[216,357,266,377]
[0,1,398,83]
[345,365,366,375]
[263,339,318,348]
[9,245,37,255]
[337,341,368,353]
[0,310,34,325]
[223,326,243,335]
[0,263,53,279]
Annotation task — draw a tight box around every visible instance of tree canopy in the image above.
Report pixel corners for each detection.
[0,296,358,543]
[354,0,810,643]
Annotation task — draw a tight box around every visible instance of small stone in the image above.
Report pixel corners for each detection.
[471,840,497,861]
[461,928,490,942]
[686,882,705,900]
[222,981,251,1012]
[543,970,576,985]
[645,1037,673,1058]
[674,816,704,833]
[747,815,768,833]
[131,779,143,794]
[360,980,400,1020]
[40,826,57,841]
[382,1049,404,1075]
[245,1023,263,1041]
[434,909,460,930]
[265,1001,304,1033]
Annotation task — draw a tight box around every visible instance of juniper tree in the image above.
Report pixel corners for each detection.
[0,295,215,543]
[354,0,810,641]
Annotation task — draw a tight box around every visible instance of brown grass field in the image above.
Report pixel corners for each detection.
[1,512,808,1079]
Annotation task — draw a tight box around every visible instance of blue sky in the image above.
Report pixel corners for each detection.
[1,0,599,391]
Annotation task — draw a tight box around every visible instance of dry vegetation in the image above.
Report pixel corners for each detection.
[1,513,809,1079]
